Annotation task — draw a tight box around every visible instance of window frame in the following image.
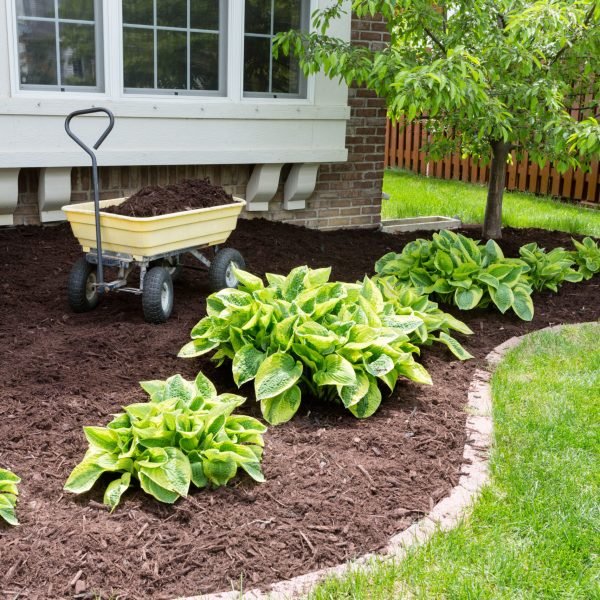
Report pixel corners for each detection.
[13,0,105,93]
[121,0,227,97]
[242,0,310,99]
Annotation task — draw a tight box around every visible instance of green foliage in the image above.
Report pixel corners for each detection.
[375,230,534,320]
[276,0,600,169]
[572,236,600,279]
[64,373,266,510]
[179,266,455,425]
[518,242,583,291]
[0,468,20,526]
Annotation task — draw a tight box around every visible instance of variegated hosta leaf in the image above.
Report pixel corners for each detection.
[255,352,303,401]
[348,378,382,419]
[260,385,302,425]
[313,354,357,387]
[231,265,264,292]
[178,338,219,358]
[232,344,266,386]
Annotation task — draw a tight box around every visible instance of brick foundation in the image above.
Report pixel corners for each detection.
[12,15,389,230]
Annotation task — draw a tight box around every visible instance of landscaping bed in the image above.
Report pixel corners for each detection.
[0,219,598,600]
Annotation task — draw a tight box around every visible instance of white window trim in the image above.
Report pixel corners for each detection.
[6,0,317,107]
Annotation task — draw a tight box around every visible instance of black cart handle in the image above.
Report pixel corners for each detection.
[65,107,115,157]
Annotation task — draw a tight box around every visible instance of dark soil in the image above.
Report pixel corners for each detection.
[0,219,597,600]
[104,178,235,217]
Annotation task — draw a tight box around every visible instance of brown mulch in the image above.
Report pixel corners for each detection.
[0,218,597,600]
[103,178,235,217]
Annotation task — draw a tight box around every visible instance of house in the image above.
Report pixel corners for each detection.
[0,1,388,230]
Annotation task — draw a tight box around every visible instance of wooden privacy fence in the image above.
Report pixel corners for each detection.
[385,118,600,205]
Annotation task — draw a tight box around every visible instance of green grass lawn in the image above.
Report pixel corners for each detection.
[309,323,600,600]
[383,169,600,238]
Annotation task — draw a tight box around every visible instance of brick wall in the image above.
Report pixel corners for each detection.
[12,14,390,230]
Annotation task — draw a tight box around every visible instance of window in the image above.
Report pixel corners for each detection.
[15,0,103,91]
[122,0,226,95]
[243,0,309,98]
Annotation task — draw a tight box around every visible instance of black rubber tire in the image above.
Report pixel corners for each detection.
[208,248,246,292]
[67,256,100,313]
[142,267,174,324]
[150,257,183,282]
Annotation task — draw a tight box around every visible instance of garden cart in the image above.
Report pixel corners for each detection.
[62,107,246,324]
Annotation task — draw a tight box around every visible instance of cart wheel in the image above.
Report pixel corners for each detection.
[142,267,174,324]
[68,256,100,313]
[150,257,183,282]
[208,248,245,291]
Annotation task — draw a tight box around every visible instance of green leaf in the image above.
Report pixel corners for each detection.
[231,266,264,292]
[260,385,302,425]
[438,332,474,360]
[239,461,265,483]
[202,451,238,487]
[138,448,191,498]
[84,427,120,452]
[337,370,370,408]
[304,267,332,288]
[64,459,105,494]
[194,371,217,402]
[255,352,303,400]
[103,473,131,511]
[138,472,180,504]
[381,314,424,334]
[348,378,382,419]
[232,344,266,386]
[164,374,196,403]
[489,283,514,314]
[178,338,219,358]
[313,354,357,387]
[365,354,395,378]
[454,286,484,310]
[396,360,432,385]
[139,380,167,400]
[512,290,534,321]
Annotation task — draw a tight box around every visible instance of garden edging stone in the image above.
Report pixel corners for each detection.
[180,327,566,600]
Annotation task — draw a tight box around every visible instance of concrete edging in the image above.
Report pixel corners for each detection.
[181,331,545,600]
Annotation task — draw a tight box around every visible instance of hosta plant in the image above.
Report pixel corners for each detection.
[518,243,583,292]
[375,230,535,320]
[0,468,20,526]
[179,266,436,425]
[64,373,266,510]
[572,237,600,280]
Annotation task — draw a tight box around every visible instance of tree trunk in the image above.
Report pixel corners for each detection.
[482,140,512,240]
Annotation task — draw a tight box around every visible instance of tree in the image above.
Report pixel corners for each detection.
[276,0,600,238]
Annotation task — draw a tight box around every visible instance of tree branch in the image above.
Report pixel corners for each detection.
[422,26,447,54]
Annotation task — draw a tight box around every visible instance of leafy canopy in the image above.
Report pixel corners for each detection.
[276,0,600,169]
[64,373,267,510]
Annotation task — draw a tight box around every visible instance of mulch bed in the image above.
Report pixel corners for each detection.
[0,219,597,600]
[103,178,235,217]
